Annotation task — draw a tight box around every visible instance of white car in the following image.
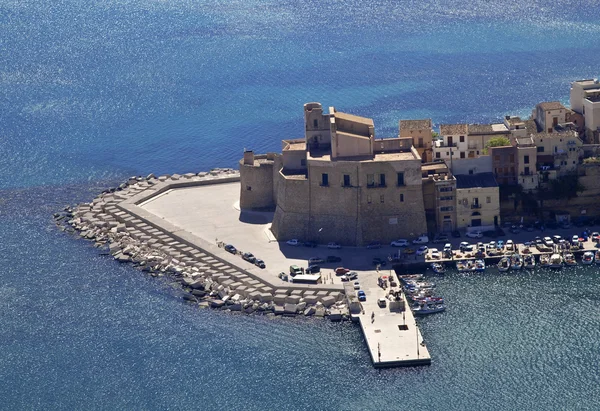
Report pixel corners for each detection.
[412,235,429,244]
[543,237,553,247]
[572,235,580,244]
[443,243,452,252]
[327,242,341,249]
[391,239,409,247]
[353,281,360,290]
[505,240,514,251]
[308,257,324,264]
[466,231,482,239]
[416,245,428,256]
[430,248,440,259]
[286,239,301,246]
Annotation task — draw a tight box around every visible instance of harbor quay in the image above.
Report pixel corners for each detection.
[57,171,434,367]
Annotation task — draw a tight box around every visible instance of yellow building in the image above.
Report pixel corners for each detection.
[399,119,433,162]
[454,173,500,231]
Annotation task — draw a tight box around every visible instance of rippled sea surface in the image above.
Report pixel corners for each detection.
[2,0,600,409]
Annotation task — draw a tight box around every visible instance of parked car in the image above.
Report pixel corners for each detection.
[592,232,600,242]
[412,235,429,244]
[391,239,409,247]
[306,264,320,274]
[433,234,449,244]
[459,242,470,252]
[303,241,317,248]
[224,244,237,254]
[289,265,302,277]
[353,281,361,290]
[466,231,482,239]
[242,252,256,263]
[543,237,554,247]
[326,255,342,263]
[357,290,366,302]
[430,248,440,259]
[377,297,387,307]
[443,243,452,253]
[286,239,301,246]
[347,271,358,280]
[366,241,382,249]
[335,267,350,276]
[552,235,562,243]
[327,242,341,249]
[308,257,324,264]
[254,259,266,269]
[416,245,428,256]
[572,235,580,245]
[372,257,387,267]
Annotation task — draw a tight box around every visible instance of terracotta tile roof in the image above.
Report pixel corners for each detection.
[399,119,432,130]
[440,124,468,136]
[537,101,566,111]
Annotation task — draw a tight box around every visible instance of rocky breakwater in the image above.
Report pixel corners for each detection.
[54,169,350,321]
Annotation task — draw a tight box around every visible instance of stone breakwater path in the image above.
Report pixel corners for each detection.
[56,170,348,319]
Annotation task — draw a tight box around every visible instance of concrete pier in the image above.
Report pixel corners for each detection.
[356,291,431,367]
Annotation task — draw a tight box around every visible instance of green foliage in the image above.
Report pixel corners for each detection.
[432,131,439,138]
[540,174,585,201]
[482,137,511,154]
[583,157,600,164]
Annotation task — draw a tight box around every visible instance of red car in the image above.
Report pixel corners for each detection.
[335,267,350,276]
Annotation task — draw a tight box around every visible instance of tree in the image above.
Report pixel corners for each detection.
[483,137,511,154]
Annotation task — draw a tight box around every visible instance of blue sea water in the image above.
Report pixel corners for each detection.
[2,0,600,409]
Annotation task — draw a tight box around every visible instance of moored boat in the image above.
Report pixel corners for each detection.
[563,252,577,266]
[510,254,523,270]
[595,250,600,265]
[474,259,485,272]
[497,256,510,272]
[539,253,551,268]
[549,253,563,269]
[523,254,535,269]
[582,251,594,265]
[413,303,446,316]
[430,262,446,274]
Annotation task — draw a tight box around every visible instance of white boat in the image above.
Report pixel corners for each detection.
[474,259,485,272]
[582,251,594,265]
[510,254,523,270]
[497,256,510,272]
[549,253,563,269]
[539,253,551,268]
[523,254,535,269]
[595,250,600,265]
[413,303,446,316]
[430,262,446,274]
[563,253,577,266]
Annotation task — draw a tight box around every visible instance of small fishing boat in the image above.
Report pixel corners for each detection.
[430,262,446,274]
[510,254,523,270]
[549,253,563,269]
[563,253,577,266]
[413,303,446,316]
[582,251,594,265]
[474,259,485,272]
[523,254,535,269]
[595,250,600,265]
[497,256,510,272]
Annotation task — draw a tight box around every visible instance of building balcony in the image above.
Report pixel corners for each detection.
[471,204,482,209]
[436,142,457,148]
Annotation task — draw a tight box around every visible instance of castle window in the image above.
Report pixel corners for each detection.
[486,196,491,203]
[524,155,529,164]
[246,186,251,191]
[367,174,375,187]
[321,173,328,186]
[460,135,465,143]
[343,174,351,187]
[460,151,465,159]
[400,194,404,202]
[436,152,441,159]
[537,146,544,152]
[379,173,386,187]
[313,119,318,128]
[397,172,404,186]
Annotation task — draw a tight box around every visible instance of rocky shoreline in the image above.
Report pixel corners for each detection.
[54,169,351,322]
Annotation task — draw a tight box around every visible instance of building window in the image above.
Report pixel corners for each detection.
[246,186,252,191]
[367,195,372,204]
[418,137,423,148]
[436,152,441,159]
[440,187,453,192]
[440,196,453,201]
[460,135,465,142]
[367,174,374,187]
[524,166,530,175]
[440,206,453,212]
[486,196,491,203]
[524,155,529,164]
[477,151,479,155]
[321,173,328,186]
[380,195,384,203]
[313,119,318,128]
[380,173,386,187]
[400,194,404,202]
[460,151,465,159]
[397,172,404,186]
[446,152,449,156]
[343,174,351,187]
[300,159,306,167]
